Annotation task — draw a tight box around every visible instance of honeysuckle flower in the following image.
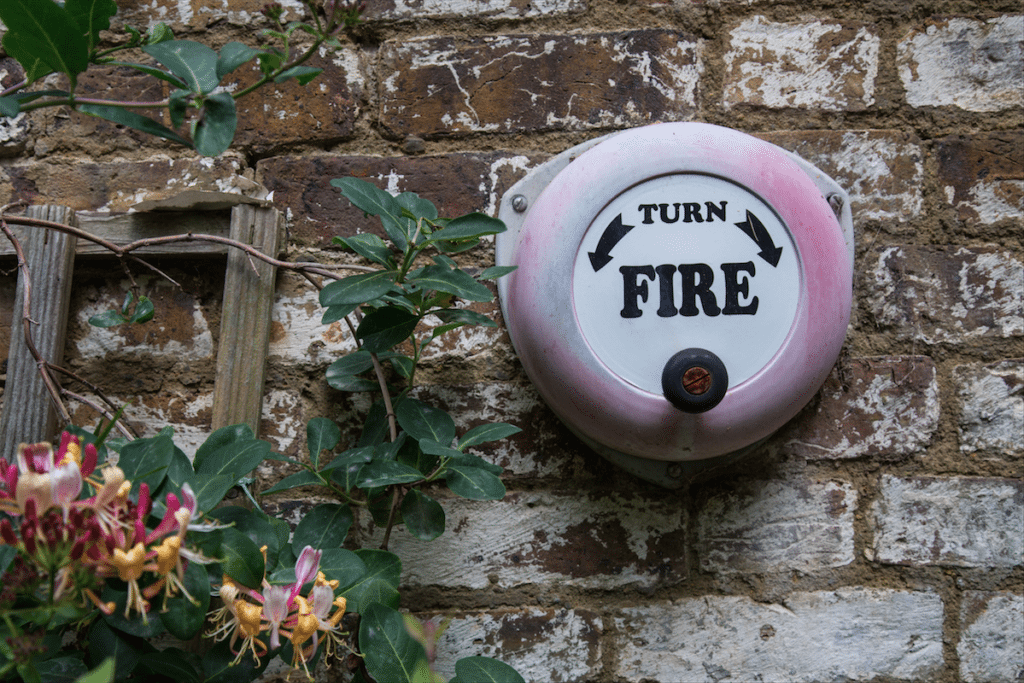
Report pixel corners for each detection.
[111,542,149,618]
[293,545,322,595]
[263,584,292,649]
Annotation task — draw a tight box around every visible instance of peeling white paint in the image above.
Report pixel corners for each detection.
[724,16,879,110]
[954,361,1024,455]
[899,16,1024,112]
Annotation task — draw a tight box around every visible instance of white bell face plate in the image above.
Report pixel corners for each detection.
[571,173,801,394]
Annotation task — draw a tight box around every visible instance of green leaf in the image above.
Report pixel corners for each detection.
[359,400,390,447]
[0,0,90,81]
[87,621,139,681]
[446,465,506,500]
[261,469,321,495]
[202,640,268,683]
[357,307,420,353]
[322,302,359,324]
[342,549,401,613]
[361,603,429,683]
[192,91,236,156]
[168,88,190,128]
[0,96,20,117]
[110,60,187,89]
[194,424,253,469]
[65,0,117,53]
[293,503,354,550]
[101,585,166,637]
[318,548,367,588]
[194,428,269,483]
[331,177,412,251]
[207,506,283,572]
[135,649,202,683]
[142,40,219,94]
[217,41,258,79]
[400,489,445,541]
[328,448,373,491]
[189,474,235,515]
[336,233,394,266]
[146,23,175,45]
[274,65,322,85]
[2,33,55,83]
[458,423,522,450]
[451,657,525,683]
[35,656,87,683]
[408,265,493,302]
[320,270,398,306]
[427,212,506,242]
[73,659,115,683]
[117,428,174,495]
[356,460,424,488]
[307,417,341,468]
[396,192,438,223]
[87,309,128,328]
[219,527,265,589]
[77,104,192,147]
[158,561,210,640]
[396,398,456,446]
[434,308,497,328]
[325,349,379,392]
[477,265,517,280]
[128,296,155,323]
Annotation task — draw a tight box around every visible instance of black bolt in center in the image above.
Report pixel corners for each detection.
[662,348,729,413]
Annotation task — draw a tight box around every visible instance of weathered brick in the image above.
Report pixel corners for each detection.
[355,490,686,589]
[30,65,166,157]
[258,153,540,245]
[424,608,601,683]
[872,475,1024,568]
[378,31,702,138]
[231,49,362,154]
[114,0,294,28]
[268,272,357,365]
[761,130,923,222]
[409,383,596,480]
[696,479,856,573]
[898,16,1024,112]
[936,132,1024,225]
[367,0,585,21]
[0,157,253,212]
[865,246,1023,343]
[959,592,1024,683]
[723,17,880,111]
[954,360,1024,456]
[67,274,216,363]
[0,58,29,158]
[779,356,939,460]
[613,589,944,682]
[69,390,214,455]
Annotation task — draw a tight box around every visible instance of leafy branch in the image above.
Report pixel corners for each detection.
[0,0,365,155]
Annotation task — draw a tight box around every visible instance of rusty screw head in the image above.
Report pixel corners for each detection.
[681,366,712,395]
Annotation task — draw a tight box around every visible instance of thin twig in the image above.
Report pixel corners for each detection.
[370,352,398,443]
[59,390,137,440]
[0,218,73,425]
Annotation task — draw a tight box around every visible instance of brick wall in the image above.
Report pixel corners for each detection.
[1,1,1022,681]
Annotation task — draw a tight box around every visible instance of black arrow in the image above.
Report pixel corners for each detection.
[734,209,783,267]
[589,214,636,272]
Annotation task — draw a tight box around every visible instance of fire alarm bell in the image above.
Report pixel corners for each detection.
[496,123,854,487]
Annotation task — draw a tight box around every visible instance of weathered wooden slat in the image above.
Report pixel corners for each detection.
[0,210,232,258]
[0,205,78,454]
[211,205,283,436]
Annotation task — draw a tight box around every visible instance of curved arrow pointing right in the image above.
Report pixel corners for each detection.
[734,209,783,267]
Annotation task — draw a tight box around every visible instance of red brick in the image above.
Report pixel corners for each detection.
[231,50,361,154]
[378,31,702,138]
[257,152,543,246]
[778,357,939,460]
[936,132,1024,225]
